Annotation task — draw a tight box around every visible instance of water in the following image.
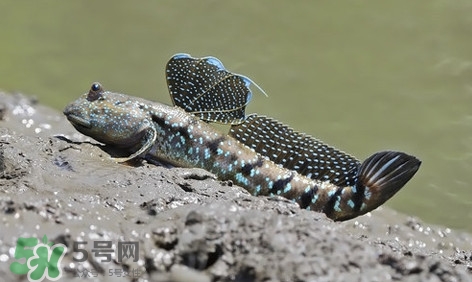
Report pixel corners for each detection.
[1,1,471,232]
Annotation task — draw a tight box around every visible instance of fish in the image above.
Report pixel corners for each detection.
[63,53,421,221]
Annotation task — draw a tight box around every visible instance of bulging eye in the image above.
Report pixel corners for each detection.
[91,83,101,92]
[87,82,104,101]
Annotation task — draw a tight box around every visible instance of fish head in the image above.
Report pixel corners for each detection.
[63,82,151,149]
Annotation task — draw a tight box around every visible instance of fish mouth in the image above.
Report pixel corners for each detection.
[64,112,91,129]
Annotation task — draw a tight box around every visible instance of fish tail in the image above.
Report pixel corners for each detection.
[325,151,421,221]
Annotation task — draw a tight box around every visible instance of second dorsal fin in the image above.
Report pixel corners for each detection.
[229,114,361,186]
[166,53,265,124]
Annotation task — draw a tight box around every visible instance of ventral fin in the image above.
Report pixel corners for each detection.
[229,114,361,186]
[166,53,266,124]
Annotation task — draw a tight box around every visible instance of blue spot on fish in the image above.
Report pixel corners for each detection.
[283,183,292,193]
[347,199,355,208]
[334,196,342,212]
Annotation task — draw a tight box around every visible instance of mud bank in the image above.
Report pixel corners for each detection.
[1,91,471,281]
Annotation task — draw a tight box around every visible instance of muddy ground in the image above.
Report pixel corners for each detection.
[1,91,472,282]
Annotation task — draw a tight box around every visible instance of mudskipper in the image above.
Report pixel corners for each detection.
[64,54,421,221]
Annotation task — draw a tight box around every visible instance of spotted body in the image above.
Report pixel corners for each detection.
[63,54,421,221]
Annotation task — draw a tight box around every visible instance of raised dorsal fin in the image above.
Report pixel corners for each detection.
[165,53,266,124]
[229,114,361,186]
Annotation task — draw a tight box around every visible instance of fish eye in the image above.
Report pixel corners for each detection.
[87,82,103,101]
[91,83,101,92]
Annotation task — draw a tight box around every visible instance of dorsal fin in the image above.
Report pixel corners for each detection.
[165,53,266,124]
[229,114,361,186]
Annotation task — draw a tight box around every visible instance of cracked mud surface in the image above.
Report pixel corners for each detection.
[1,91,472,281]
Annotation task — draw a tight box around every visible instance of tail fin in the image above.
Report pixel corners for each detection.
[327,151,420,221]
[357,151,421,205]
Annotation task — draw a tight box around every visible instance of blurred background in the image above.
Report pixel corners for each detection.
[1,1,471,232]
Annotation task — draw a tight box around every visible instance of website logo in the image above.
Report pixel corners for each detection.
[10,235,67,282]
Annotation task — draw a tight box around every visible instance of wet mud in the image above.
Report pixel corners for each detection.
[1,91,471,281]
